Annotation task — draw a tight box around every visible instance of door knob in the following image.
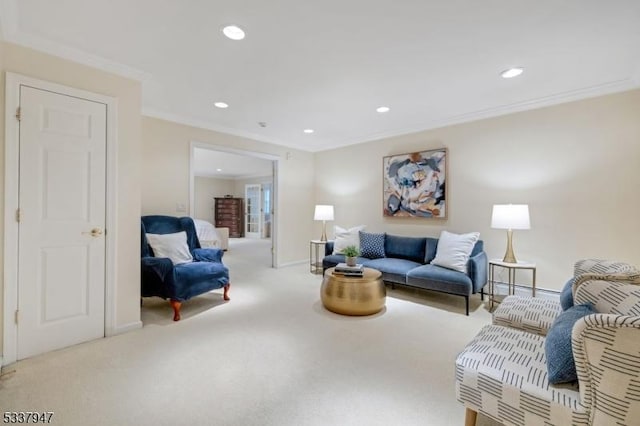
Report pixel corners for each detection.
[82,227,104,237]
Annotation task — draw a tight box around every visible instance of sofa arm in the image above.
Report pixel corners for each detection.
[467,251,488,293]
[141,256,174,277]
[572,313,640,424]
[574,275,640,314]
[214,227,229,250]
[141,256,176,299]
[325,241,334,256]
[193,247,224,263]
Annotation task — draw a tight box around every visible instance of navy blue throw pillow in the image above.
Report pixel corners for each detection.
[359,231,386,259]
[545,303,596,384]
[559,278,575,311]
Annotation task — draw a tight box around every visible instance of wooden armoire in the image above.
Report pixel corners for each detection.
[214,197,244,238]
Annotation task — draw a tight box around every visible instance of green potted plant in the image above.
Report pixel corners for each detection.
[342,245,360,267]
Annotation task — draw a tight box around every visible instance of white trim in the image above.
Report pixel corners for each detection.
[189,141,280,268]
[492,281,560,302]
[146,108,289,149]
[104,98,119,337]
[3,73,20,367]
[112,321,143,335]
[0,2,150,85]
[2,72,118,364]
[309,77,640,152]
[277,260,309,268]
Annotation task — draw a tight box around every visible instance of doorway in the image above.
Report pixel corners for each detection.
[189,142,278,267]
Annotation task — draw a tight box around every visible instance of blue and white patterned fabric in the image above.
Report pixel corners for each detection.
[458,276,640,426]
[359,231,386,259]
[561,259,640,310]
[493,296,561,336]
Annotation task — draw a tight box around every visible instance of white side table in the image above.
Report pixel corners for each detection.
[489,259,537,311]
[310,240,326,274]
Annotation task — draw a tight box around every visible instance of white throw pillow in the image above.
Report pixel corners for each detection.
[431,230,480,273]
[332,225,366,255]
[145,231,194,265]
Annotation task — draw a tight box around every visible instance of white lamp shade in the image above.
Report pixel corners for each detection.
[314,205,334,221]
[491,204,530,230]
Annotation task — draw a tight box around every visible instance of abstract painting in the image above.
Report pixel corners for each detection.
[383,148,447,218]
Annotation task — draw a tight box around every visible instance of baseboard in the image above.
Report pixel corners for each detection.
[111,320,143,335]
[277,259,308,268]
[492,281,560,301]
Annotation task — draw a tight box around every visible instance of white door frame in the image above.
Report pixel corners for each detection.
[189,141,279,267]
[3,72,118,366]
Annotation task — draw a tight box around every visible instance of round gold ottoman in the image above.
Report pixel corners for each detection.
[321,267,386,316]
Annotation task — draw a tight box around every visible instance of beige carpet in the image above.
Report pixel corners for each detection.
[0,238,500,426]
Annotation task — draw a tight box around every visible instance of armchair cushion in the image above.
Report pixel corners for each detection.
[545,303,596,384]
[493,295,562,336]
[456,324,585,425]
[145,231,193,265]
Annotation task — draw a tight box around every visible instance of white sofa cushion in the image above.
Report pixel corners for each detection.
[332,225,366,255]
[431,230,479,273]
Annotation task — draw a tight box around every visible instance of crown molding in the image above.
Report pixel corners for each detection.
[142,107,300,150]
[0,0,151,83]
[312,76,640,152]
[3,0,638,155]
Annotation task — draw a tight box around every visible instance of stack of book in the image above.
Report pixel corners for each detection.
[333,263,364,277]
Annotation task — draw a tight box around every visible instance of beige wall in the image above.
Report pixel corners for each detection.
[141,117,315,265]
[233,175,272,198]
[0,42,142,357]
[315,89,640,291]
[193,176,236,222]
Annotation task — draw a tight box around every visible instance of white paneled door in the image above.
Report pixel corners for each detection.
[17,85,107,360]
[245,184,261,238]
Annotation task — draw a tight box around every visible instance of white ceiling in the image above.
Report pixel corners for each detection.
[1,1,639,152]
[193,147,272,179]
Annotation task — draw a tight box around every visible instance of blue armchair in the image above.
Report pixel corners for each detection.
[141,215,230,321]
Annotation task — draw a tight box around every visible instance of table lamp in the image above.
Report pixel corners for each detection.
[314,205,334,242]
[491,204,530,264]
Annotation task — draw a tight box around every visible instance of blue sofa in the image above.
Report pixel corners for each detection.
[322,234,488,315]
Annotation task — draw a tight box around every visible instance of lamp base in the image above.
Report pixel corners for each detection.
[502,229,517,264]
[320,220,327,242]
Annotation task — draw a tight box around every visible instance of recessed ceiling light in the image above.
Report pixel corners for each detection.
[222,25,245,40]
[214,102,228,109]
[500,67,524,79]
[216,168,222,172]
[303,129,314,134]
[376,106,390,113]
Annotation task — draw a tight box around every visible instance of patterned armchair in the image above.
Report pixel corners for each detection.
[456,260,640,426]
[141,215,230,321]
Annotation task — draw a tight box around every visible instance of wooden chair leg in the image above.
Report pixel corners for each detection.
[170,300,181,321]
[223,283,231,301]
[464,408,477,426]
